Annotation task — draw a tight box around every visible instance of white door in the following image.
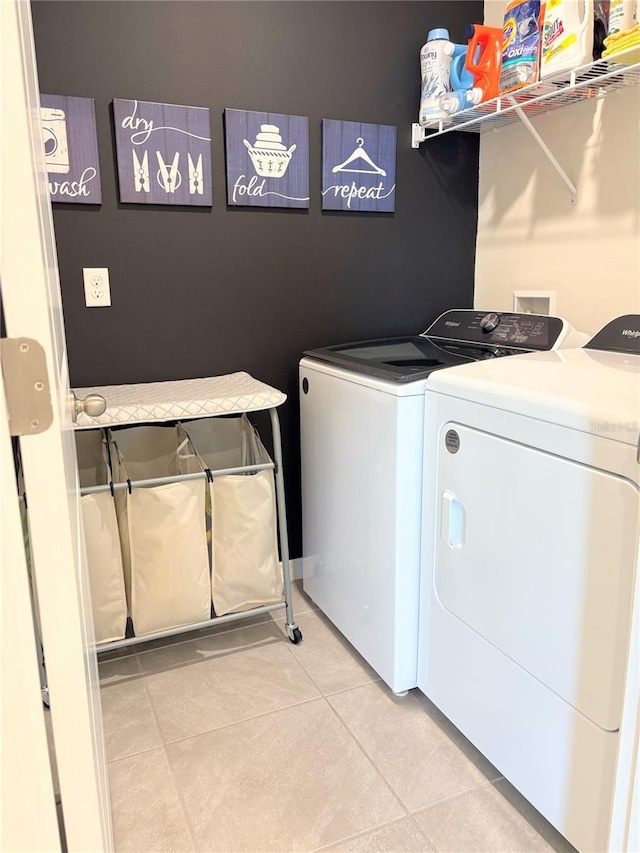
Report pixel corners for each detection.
[1,1,112,850]
[1,376,62,852]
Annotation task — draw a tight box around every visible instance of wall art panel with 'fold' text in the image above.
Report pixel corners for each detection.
[225,109,309,209]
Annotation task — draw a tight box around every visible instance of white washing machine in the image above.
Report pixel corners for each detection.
[300,309,586,695]
[417,314,640,852]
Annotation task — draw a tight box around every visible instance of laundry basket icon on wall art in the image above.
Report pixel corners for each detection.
[225,108,309,208]
[322,119,396,212]
[243,125,296,178]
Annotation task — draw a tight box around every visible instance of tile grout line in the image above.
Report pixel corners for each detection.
[122,612,325,753]
[280,640,381,700]
[101,617,321,849]
[273,610,383,700]
[402,778,509,853]
[310,815,431,853]
[149,693,326,751]
[322,693,412,822]
[326,685,508,829]
[274,609,437,838]
[407,812,441,853]
[137,661,391,852]
[100,612,511,853]
[320,676,383,699]
[139,663,200,853]
[106,743,168,768]
[411,776,506,819]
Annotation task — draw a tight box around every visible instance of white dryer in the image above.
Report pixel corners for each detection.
[417,315,640,852]
[300,309,586,695]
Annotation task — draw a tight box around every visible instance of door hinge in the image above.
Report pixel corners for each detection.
[1,337,53,436]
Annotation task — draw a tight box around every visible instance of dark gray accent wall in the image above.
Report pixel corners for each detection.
[31,0,482,556]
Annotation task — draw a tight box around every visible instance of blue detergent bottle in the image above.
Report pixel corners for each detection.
[440,41,481,116]
[450,44,474,90]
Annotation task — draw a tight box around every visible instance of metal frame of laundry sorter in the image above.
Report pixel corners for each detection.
[72,374,302,653]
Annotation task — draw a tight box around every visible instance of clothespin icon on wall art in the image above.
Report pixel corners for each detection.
[132,150,150,192]
[188,153,204,195]
[156,151,180,194]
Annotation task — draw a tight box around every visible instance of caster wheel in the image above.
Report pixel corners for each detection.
[289,627,303,645]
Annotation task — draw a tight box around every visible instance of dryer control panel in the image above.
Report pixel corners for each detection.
[585,314,640,355]
[423,310,564,351]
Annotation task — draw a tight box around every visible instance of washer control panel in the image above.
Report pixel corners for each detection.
[480,312,501,332]
[423,310,564,351]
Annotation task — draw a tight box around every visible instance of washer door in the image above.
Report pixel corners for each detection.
[434,422,638,732]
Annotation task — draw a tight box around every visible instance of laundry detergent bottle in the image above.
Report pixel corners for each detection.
[419,28,455,127]
[540,0,594,78]
[439,88,483,116]
[608,0,637,32]
[439,40,483,116]
[465,24,503,101]
[499,0,542,95]
[450,43,475,90]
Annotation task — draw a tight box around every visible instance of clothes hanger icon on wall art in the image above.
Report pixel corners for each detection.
[243,124,297,178]
[332,137,386,176]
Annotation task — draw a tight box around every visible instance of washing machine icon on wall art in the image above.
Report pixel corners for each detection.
[224,108,309,209]
[39,95,102,204]
[41,107,70,173]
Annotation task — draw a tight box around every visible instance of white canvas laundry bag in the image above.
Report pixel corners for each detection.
[181,416,283,616]
[75,430,127,643]
[108,425,211,636]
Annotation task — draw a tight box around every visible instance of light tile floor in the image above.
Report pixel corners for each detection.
[99,582,577,853]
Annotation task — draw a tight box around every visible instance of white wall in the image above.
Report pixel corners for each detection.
[475,1,640,335]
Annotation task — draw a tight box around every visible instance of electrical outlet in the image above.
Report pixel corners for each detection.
[83,267,111,307]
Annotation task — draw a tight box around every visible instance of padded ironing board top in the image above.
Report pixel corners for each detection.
[73,373,287,429]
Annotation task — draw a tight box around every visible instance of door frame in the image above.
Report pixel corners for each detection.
[1,1,112,849]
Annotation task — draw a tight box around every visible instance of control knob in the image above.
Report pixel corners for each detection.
[480,312,500,333]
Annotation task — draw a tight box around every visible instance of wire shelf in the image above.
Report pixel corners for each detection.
[413,47,640,143]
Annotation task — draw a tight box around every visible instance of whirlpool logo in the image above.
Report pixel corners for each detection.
[622,329,640,338]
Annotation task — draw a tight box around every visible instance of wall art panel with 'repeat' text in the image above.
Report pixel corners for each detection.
[322,119,396,213]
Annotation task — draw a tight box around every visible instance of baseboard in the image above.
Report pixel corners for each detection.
[282,557,308,581]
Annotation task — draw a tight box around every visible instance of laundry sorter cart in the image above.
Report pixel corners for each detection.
[73,373,302,651]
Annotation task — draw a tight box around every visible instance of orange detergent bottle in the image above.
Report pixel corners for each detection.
[464,24,503,102]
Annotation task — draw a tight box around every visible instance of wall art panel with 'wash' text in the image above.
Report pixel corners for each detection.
[225,109,309,209]
[40,95,102,204]
[113,99,212,206]
[322,119,396,213]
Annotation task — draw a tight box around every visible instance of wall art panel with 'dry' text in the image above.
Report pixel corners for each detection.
[113,98,212,206]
